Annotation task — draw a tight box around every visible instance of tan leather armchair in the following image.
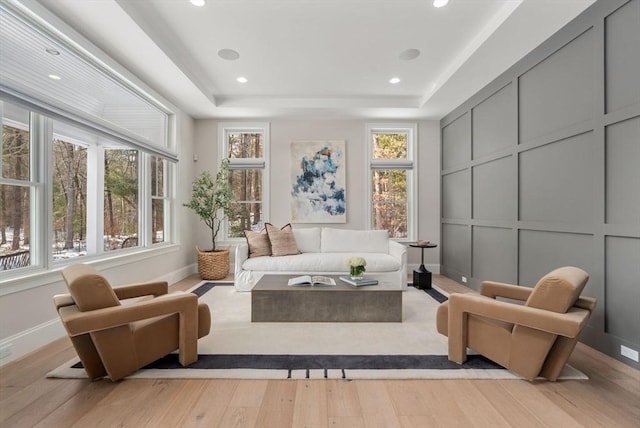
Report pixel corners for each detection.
[55,264,211,381]
[436,266,596,381]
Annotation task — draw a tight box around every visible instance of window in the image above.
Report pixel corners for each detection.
[104,148,139,251]
[366,124,417,240]
[219,123,270,239]
[150,156,168,244]
[0,99,174,276]
[52,131,88,259]
[0,6,175,280]
[0,103,32,270]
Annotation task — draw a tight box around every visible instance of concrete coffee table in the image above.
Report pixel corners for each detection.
[251,274,402,322]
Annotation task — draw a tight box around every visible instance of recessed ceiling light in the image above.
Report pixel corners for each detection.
[218,49,240,61]
[48,74,61,80]
[45,48,60,56]
[433,0,449,7]
[389,77,401,84]
[190,0,206,6]
[237,76,248,83]
[399,49,420,61]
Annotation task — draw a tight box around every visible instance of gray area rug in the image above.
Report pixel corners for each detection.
[48,282,587,380]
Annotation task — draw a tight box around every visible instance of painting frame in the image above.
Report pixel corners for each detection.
[290,140,346,223]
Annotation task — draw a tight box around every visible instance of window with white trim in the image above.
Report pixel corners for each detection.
[366,123,417,240]
[0,6,175,280]
[1,99,174,275]
[219,122,270,239]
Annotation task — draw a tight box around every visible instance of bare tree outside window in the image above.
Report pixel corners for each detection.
[104,149,139,251]
[227,132,263,237]
[151,156,166,244]
[0,107,31,271]
[371,132,410,238]
[52,138,87,259]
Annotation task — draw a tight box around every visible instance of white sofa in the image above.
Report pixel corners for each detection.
[234,227,407,291]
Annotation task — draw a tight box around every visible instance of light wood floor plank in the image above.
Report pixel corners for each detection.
[68,379,157,428]
[471,380,544,427]
[0,336,75,389]
[141,379,209,428]
[406,379,474,427]
[327,379,363,418]
[442,379,513,428]
[31,381,117,428]
[177,379,238,427]
[218,406,260,428]
[218,379,268,428]
[291,380,329,428]
[1,378,88,427]
[356,380,401,428]
[499,380,583,428]
[386,379,434,417]
[254,379,297,427]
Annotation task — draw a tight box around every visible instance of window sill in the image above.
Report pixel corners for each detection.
[0,244,180,297]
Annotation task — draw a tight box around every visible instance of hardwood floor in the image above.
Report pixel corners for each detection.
[1,275,639,427]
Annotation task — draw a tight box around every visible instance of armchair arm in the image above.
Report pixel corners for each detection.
[54,293,75,309]
[63,292,196,335]
[480,280,532,302]
[112,281,169,300]
[63,292,198,367]
[450,293,590,337]
[447,293,591,364]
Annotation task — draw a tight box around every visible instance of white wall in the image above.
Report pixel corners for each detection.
[0,111,198,365]
[0,115,440,365]
[193,118,441,271]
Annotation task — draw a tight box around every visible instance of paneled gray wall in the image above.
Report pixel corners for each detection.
[440,0,640,368]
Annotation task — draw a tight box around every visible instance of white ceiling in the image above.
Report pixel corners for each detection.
[37,0,596,120]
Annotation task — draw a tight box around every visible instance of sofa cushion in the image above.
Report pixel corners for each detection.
[265,223,300,256]
[244,228,271,258]
[321,228,389,253]
[242,253,400,273]
[292,227,321,253]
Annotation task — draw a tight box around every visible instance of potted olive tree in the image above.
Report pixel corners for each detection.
[184,158,237,279]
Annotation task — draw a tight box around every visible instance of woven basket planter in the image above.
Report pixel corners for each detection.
[196,246,230,280]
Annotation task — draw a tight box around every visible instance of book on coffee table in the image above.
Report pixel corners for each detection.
[339,276,379,287]
[288,275,336,287]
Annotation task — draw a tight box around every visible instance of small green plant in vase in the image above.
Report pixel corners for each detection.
[345,256,367,280]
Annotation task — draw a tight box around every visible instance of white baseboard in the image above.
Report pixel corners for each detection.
[157,264,198,287]
[0,318,66,367]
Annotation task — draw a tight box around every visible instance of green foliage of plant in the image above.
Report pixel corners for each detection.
[183,158,237,251]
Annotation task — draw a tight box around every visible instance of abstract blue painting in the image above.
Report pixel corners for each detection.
[291,140,346,223]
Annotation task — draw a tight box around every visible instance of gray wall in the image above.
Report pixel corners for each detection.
[440,0,640,369]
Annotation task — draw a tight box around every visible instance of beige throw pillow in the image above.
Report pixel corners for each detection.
[265,223,300,256]
[244,228,272,258]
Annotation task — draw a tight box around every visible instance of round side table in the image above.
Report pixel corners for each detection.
[409,242,437,290]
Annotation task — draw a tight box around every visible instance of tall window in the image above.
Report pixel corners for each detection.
[150,156,168,244]
[0,103,32,270]
[219,123,269,239]
[104,148,139,251]
[366,124,417,240]
[52,131,88,260]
